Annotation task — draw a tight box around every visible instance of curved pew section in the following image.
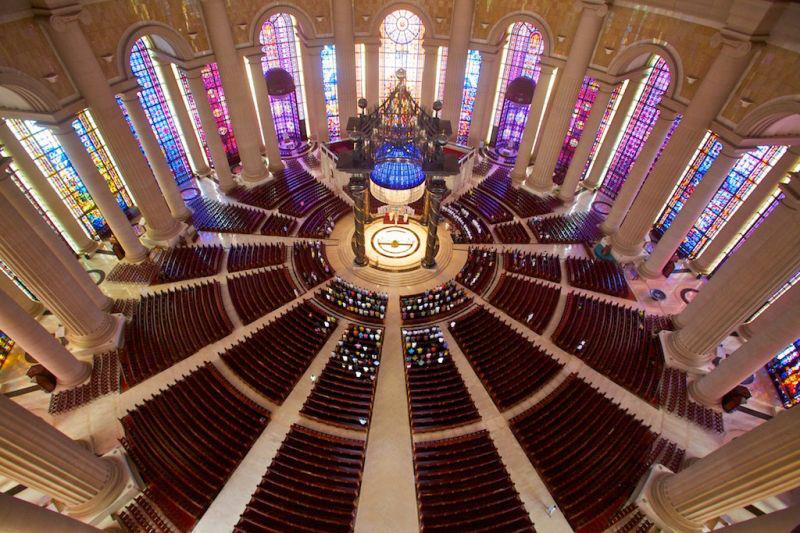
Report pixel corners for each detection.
[221,302,337,404]
[120,281,234,389]
[229,166,317,210]
[565,256,630,298]
[413,430,535,532]
[188,197,266,234]
[449,306,562,410]
[477,167,560,217]
[441,203,494,244]
[107,260,159,285]
[234,425,366,533]
[455,248,497,296]
[279,181,340,218]
[458,187,514,224]
[151,245,225,284]
[400,281,472,324]
[527,210,604,244]
[292,241,333,290]
[316,277,388,323]
[297,195,351,239]
[509,375,684,532]
[227,267,301,325]
[403,326,480,432]
[259,213,297,236]
[120,363,270,531]
[494,221,531,244]
[552,293,667,405]
[301,323,383,431]
[503,250,562,283]
[226,242,286,273]
[487,273,561,335]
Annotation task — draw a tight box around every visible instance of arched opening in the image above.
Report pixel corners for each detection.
[380,9,426,100]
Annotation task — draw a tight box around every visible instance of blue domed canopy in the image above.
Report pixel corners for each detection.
[370,159,425,190]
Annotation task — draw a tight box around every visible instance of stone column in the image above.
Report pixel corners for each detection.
[332,0,358,125]
[639,142,747,275]
[689,281,800,408]
[199,0,267,182]
[244,55,285,173]
[152,58,211,176]
[118,90,191,221]
[442,0,475,128]
[301,44,329,143]
[0,395,128,519]
[601,107,678,235]
[468,49,500,147]
[528,1,608,192]
[348,176,368,267]
[182,68,236,191]
[364,39,380,107]
[0,121,97,255]
[422,179,446,269]
[690,148,799,275]
[48,122,149,262]
[420,42,439,109]
[636,406,800,531]
[717,505,800,533]
[0,270,44,317]
[0,493,101,533]
[37,7,181,243]
[0,159,111,312]
[512,63,556,186]
[664,173,800,368]
[610,33,758,257]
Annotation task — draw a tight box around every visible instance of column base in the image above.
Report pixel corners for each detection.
[737,321,754,340]
[521,181,552,197]
[171,205,192,222]
[556,189,577,204]
[421,258,437,269]
[143,221,189,249]
[144,219,184,246]
[686,257,713,277]
[77,240,100,257]
[637,260,664,280]
[68,449,139,525]
[599,219,618,236]
[194,166,213,178]
[268,161,286,174]
[242,165,270,184]
[633,464,704,532]
[659,329,714,373]
[687,378,724,411]
[510,168,527,187]
[68,313,126,355]
[55,360,92,388]
[609,233,645,262]
[578,180,599,192]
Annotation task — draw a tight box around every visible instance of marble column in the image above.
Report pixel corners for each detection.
[118,90,191,221]
[442,0,475,128]
[199,0,267,182]
[689,281,800,408]
[512,63,556,185]
[664,173,800,368]
[527,1,608,192]
[557,81,616,202]
[48,122,148,262]
[601,107,678,235]
[421,42,439,109]
[636,406,800,531]
[0,395,128,519]
[364,39,380,107]
[244,55,285,173]
[690,148,799,275]
[348,176,368,267]
[0,270,44,317]
[37,7,181,243]
[422,179,446,269]
[716,505,800,533]
[301,44,329,143]
[152,59,211,176]
[182,68,236,192]
[468,49,500,147]
[610,33,758,257]
[0,121,97,255]
[639,141,747,276]
[0,493,101,533]
[332,0,358,125]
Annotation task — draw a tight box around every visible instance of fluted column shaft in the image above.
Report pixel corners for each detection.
[0,493,101,533]
[0,395,126,518]
[639,142,747,275]
[244,56,285,173]
[118,91,190,221]
[0,270,44,317]
[612,34,757,256]
[665,173,800,368]
[421,43,439,109]
[512,64,556,185]
[37,8,180,242]
[557,81,616,201]
[422,180,446,269]
[689,282,800,408]
[691,148,800,275]
[640,406,800,531]
[468,49,500,147]
[442,0,475,127]
[0,121,97,254]
[183,69,236,191]
[199,0,267,182]
[49,122,148,262]
[528,1,607,191]
[364,39,380,107]
[332,0,358,124]
[601,108,678,235]
[301,45,328,143]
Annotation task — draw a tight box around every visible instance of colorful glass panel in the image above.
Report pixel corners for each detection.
[436,46,448,103]
[380,10,425,99]
[0,330,13,371]
[321,44,341,141]
[581,85,622,180]
[455,50,481,145]
[355,43,366,102]
[553,77,599,184]
[1,260,36,301]
[767,338,800,408]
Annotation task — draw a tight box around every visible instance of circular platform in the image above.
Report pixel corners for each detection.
[367,224,424,264]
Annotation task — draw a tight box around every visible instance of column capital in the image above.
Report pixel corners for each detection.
[716,140,748,160]
[580,0,609,17]
[538,62,558,76]
[243,53,263,66]
[779,171,800,210]
[32,5,89,32]
[655,105,679,122]
[596,79,616,94]
[117,87,140,103]
[40,118,76,136]
[711,31,754,58]
[182,65,206,80]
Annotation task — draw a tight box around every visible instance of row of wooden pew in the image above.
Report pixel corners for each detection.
[441,203,494,244]
[566,256,629,298]
[259,213,297,236]
[477,167,560,217]
[458,187,514,224]
[227,266,301,325]
[503,250,562,283]
[226,242,286,273]
[494,220,531,244]
[228,166,317,210]
[528,210,604,244]
[487,273,561,335]
[455,248,496,296]
[150,245,224,284]
[189,197,266,234]
[400,280,472,324]
[292,241,333,290]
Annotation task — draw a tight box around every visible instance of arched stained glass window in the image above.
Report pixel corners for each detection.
[380,10,425,99]
[321,44,341,140]
[553,77,599,184]
[599,56,672,198]
[456,50,482,145]
[127,38,193,185]
[581,85,622,180]
[0,330,14,370]
[767,337,800,408]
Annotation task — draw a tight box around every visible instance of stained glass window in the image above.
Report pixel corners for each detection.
[380,10,426,99]
[435,46,448,103]
[1,260,36,301]
[179,64,239,165]
[0,330,13,371]
[552,77,599,185]
[581,85,622,180]
[455,50,481,145]
[653,131,722,237]
[679,145,787,258]
[355,43,366,102]
[767,337,800,408]
[321,44,341,141]
[127,38,193,185]
[599,56,671,198]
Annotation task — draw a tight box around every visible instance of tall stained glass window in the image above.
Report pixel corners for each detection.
[128,38,193,185]
[679,144,787,257]
[380,10,425,99]
[179,64,239,165]
[599,56,671,198]
[455,50,481,145]
[581,85,622,180]
[767,338,800,408]
[435,46,448,103]
[1,261,35,300]
[553,77,599,184]
[653,131,721,237]
[0,330,14,371]
[321,44,341,140]
[355,43,366,102]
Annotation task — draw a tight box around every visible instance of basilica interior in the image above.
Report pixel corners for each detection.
[0,0,799,532]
